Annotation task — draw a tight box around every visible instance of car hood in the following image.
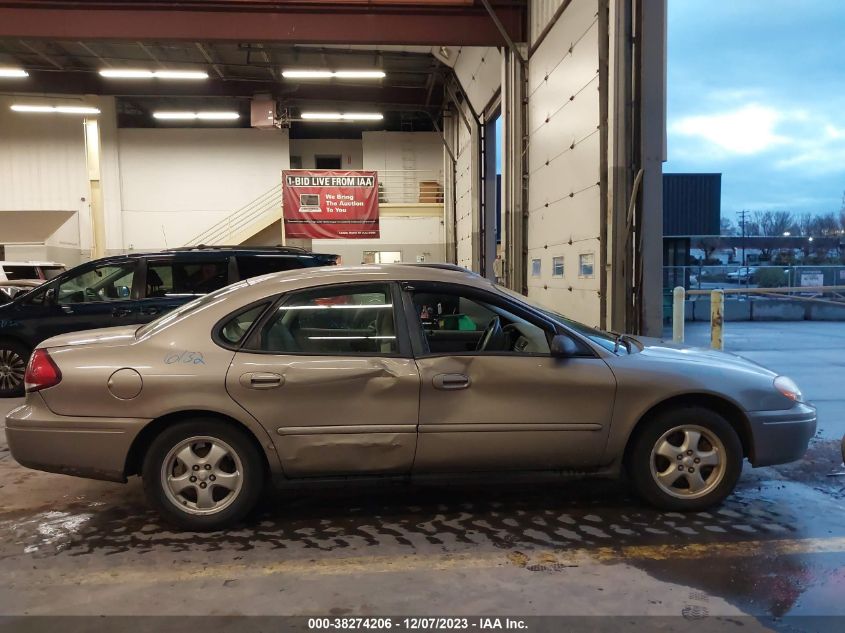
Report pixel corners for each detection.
[630,336,777,378]
[39,325,140,350]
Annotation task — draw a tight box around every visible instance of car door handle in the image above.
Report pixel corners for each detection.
[239,372,284,389]
[60,305,74,314]
[140,306,160,316]
[112,306,133,317]
[432,373,471,390]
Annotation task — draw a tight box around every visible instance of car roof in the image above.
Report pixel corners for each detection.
[245,263,492,292]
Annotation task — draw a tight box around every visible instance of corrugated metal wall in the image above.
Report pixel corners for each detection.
[526,0,601,325]
[663,173,721,236]
[530,0,567,45]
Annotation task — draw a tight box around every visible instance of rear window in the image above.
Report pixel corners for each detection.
[3,265,38,280]
[236,255,308,279]
[136,281,248,338]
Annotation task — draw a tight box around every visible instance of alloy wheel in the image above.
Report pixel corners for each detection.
[0,348,26,392]
[160,436,244,515]
[649,424,726,500]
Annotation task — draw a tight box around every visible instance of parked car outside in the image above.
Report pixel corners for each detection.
[6,264,816,530]
[0,246,337,396]
[726,266,759,281]
[0,260,66,283]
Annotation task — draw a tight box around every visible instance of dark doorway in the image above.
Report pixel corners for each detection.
[315,155,343,169]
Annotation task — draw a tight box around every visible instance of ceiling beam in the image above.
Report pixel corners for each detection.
[0,4,526,45]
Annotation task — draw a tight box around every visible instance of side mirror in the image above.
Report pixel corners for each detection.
[44,287,56,304]
[118,285,130,298]
[551,333,580,358]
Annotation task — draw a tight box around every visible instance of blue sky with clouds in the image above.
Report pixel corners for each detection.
[665,0,845,219]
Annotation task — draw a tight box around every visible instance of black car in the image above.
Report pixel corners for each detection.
[0,246,338,397]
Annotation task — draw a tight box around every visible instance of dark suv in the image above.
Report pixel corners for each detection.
[0,246,338,397]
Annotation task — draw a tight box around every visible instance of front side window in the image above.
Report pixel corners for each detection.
[146,260,228,298]
[411,288,550,355]
[57,263,135,305]
[236,255,301,279]
[256,284,397,355]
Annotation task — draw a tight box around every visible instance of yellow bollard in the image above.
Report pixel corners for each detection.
[710,289,724,350]
[672,286,685,343]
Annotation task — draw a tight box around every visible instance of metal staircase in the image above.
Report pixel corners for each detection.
[184,183,282,246]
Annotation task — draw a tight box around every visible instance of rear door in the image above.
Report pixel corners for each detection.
[225,281,420,477]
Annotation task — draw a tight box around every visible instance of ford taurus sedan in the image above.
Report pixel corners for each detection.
[6,264,816,530]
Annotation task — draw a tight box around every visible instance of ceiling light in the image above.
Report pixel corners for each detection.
[0,68,28,78]
[153,111,240,120]
[282,69,385,80]
[100,69,208,80]
[11,104,100,114]
[300,112,383,122]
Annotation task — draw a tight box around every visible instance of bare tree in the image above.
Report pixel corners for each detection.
[752,210,794,236]
[720,217,736,236]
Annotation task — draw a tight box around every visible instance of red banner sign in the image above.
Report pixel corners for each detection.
[282,169,380,239]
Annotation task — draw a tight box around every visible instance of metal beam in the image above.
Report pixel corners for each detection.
[0,5,526,45]
[195,42,225,79]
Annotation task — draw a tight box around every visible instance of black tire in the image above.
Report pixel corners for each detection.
[628,406,743,512]
[142,419,264,530]
[0,340,30,398]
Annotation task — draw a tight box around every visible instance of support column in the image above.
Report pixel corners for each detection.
[500,48,526,293]
[83,117,105,260]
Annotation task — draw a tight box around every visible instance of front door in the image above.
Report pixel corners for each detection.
[44,260,140,339]
[405,283,617,473]
[226,282,419,477]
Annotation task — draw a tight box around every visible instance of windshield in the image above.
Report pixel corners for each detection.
[136,281,248,338]
[493,284,622,353]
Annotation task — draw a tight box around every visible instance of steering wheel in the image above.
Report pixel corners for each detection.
[476,316,503,351]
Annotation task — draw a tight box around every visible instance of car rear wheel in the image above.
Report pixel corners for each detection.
[628,407,743,511]
[0,341,29,398]
[142,419,264,530]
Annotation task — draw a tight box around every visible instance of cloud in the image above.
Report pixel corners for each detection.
[671,104,788,155]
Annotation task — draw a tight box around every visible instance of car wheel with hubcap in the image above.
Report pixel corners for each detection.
[142,419,264,530]
[628,406,743,511]
[0,341,29,398]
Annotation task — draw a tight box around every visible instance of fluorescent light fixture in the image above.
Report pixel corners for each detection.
[11,104,100,114]
[0,68,28,78]
[153,111,240,120]
[282,69,385,80]
[300,112,383,122]
[100,69,208,80]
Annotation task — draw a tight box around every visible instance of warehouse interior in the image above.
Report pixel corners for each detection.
[0,0,666,335]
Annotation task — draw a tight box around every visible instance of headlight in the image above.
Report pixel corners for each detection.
[774,376,803,403]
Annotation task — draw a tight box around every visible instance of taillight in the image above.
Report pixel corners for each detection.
[25,349,62,392]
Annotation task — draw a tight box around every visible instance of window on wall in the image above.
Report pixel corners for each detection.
[531,259,541,277]
[579,253,595,278]
[552,257,565,278]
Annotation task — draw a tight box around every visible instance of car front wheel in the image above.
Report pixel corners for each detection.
[628,407,743,511]
[142,419,264,530]
[0,341,29,398]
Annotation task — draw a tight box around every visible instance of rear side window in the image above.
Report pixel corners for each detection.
[236,255,305,279]
[218,304,268,345]
[146,260,228,297]
[3,265,39,280]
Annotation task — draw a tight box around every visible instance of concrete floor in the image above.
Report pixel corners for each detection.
[1,322,844,624]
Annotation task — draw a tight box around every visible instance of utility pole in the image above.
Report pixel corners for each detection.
[737,210,750,267]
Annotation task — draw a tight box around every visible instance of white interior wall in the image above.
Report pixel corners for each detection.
[452,47,502,115]
[312,216,445,265]
[288,138,362,169]
[117,128,290,249]
[526,0,602,325]
[0,95,87,261]
[530,0,568,45]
